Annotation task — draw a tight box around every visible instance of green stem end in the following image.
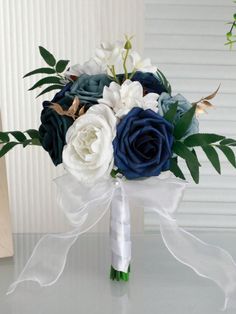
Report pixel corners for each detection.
[110,265,131,281]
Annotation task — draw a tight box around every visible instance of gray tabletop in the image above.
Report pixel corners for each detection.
[0,232,236,314]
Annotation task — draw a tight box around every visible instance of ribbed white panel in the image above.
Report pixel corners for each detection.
[144,0,236,229]
[0,0,144,233]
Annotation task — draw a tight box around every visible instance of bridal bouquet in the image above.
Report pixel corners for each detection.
[2,36,236,308]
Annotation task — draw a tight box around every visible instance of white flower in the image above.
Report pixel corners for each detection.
[130,51,157,73]
[94,41,124,74]
[65,58,105,79]
[98,80,159,118]
[63,104,116,185]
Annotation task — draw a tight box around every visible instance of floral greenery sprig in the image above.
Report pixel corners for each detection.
[0,130,41,157]
[165,104,236,183]
[23,46,70,97]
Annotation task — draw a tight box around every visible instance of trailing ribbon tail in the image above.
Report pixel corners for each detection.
[7,174,115,294]
[6,172,236,310]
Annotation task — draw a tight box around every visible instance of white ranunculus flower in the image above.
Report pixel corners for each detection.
[129,51,157,73]
[65,58,105,79]
[63,104,117,185]
[98,79,159,118]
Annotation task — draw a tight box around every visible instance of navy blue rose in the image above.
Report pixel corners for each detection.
[131,71,167,95]
[113,108,174,179]
[39,83,74,166]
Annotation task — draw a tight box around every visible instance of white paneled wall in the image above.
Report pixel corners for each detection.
[144,0,236,229]
[0,0,144,233]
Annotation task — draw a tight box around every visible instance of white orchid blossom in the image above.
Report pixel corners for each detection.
[129,51,157,73]
[98,79,159,118]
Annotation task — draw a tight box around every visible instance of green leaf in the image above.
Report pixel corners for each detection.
[184,133,225,147]
[169,158,186,180]
[29,77,62,91]
[163,102,178,123]
[216,145,236,168]
[0,132,10,143]
[31,138,41,146]
[173,141,200,183]
[22,139,32,148]
[36,84,64,97]
[202,145,221,174]
[0,142,19,157]
[156,69,172,94]
[55,60,70,73]
[26,129,40,139]
[39,46,56,67]
[10,131,27,142]
[23,67,56,78]
[220,138,236,146]
[174,104,197,140]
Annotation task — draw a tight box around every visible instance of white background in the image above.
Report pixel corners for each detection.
[0,0,235,233]
[144,0,236,230]
[0,0,143,233]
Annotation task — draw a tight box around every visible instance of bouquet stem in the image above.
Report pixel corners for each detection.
[110,265,131,281]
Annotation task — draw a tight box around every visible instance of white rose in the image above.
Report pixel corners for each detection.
[63,104,116,185]
[98,79,159,118]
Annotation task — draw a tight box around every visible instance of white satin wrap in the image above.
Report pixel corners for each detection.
[7,172,236,309]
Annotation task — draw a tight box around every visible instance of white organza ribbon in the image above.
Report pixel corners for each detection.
[7,172,236,309]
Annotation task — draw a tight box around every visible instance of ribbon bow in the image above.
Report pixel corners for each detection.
[7,172,236,309]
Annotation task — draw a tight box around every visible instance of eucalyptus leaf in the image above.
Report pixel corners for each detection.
[29,77,62,91]
[23,67,56,78]
[184,133,225,147]
[174,104,197,140]
[202,145,221,174]
[55,60,70,73]
[39,46,56,67]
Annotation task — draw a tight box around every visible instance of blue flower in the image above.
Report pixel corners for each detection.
[113,107,174,179]
[158,92,199,138]
[65,73,112,104]
[131,71,168,95]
